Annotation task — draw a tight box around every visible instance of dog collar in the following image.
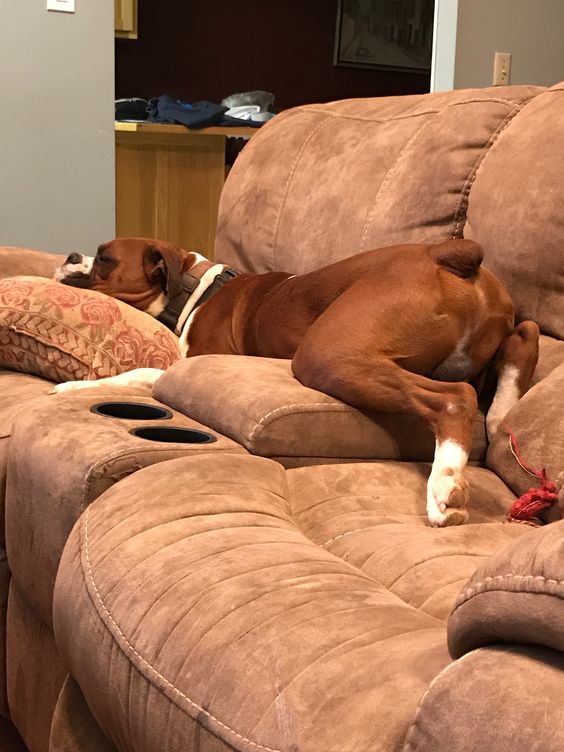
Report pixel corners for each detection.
[157,266,239,335]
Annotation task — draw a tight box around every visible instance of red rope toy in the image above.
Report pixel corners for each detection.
[504,426,559,525]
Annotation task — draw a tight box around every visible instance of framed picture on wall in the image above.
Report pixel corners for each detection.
[334,0,434,72]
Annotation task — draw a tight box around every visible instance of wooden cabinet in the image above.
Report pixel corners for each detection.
[115,0,138,39]
[115,123,257,259]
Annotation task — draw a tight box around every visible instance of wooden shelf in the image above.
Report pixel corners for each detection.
[115,122,258,138]
[115,123,258,259]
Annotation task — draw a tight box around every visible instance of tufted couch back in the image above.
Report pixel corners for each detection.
[216,82,564,341]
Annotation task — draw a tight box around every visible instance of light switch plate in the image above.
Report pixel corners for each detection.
[47,0,75,12]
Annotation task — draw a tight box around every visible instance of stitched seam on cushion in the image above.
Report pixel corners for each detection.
[271,117,333,271]
[455,573,564,606]
[295,106,440,124]
[80,509,284,752]
[282,468,292,520]
[401,647,504,751]
[295,95,540,124]
[450,104,523,239]
[247,402,352,444]
[359,118,434,251]
[321,526,378,548]
[80,445,239,511]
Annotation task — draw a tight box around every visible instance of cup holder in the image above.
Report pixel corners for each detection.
[130,426,217,444]
[91,402,172,421]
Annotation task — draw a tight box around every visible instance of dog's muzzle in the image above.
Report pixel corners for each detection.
[54,253,95,284]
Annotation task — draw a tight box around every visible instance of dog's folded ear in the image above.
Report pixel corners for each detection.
[143,241,185,299]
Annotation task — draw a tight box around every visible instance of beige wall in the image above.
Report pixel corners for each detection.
[455,0,564,88]
[0,0,115,254]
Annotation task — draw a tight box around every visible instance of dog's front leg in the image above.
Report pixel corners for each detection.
[292,347,477,527]
[52,368,164,394]
[422,380,477,526]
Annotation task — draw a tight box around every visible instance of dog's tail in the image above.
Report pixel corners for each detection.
[430,239,484,279]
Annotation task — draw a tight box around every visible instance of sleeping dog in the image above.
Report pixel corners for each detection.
[54,237,540,527]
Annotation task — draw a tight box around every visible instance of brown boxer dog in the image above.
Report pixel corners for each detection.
[54,237,540,527]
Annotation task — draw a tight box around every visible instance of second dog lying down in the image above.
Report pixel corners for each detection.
[54,237,540,528]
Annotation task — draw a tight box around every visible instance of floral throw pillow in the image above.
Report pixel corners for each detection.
[0,277,181,383]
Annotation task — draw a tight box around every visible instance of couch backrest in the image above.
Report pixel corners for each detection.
[215,84,543,276]
[465,82,564,340]
[216,82,564,340]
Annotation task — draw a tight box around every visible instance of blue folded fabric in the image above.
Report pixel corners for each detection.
[148,95,263,129]
[148,96,226,128]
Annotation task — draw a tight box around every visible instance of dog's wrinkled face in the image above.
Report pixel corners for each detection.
[54,238,193,312]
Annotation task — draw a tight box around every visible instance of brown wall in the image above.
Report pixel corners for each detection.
[115,0,430,111]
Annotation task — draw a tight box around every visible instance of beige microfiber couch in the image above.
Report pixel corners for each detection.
[1,82,564,752]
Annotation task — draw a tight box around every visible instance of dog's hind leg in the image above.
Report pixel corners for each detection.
[52,368,165,394]
[292,345,478,527]
[485,320,540,440]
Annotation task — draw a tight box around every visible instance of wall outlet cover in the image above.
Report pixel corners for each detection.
[493,52,512,86]
[47,0,75,12]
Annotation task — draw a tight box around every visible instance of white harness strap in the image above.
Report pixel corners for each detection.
[177,263,226,356]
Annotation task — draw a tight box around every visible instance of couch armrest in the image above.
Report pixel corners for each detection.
[404,521,564,750]
[403,644,564,752]
[487,361,564,518]
[533,334,564,383]
[448,520,564,658]
[54,453,451,752]
[153,355,487,464]
[0,246,65,279]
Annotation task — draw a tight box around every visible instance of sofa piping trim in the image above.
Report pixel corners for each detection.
[80,507,285,752]
[80,444,242,512]
[454,573,564,607]
[295,94,540,124]
[247,402,353,444]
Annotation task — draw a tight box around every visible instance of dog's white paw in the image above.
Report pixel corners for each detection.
[426,471,469,527]
[485,413,502,442]
[52,380,98,394]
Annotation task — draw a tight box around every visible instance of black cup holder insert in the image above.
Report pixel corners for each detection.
[130,426,217,444]
[91,402,173,421]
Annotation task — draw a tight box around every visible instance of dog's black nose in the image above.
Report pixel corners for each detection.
[65,253,82,265]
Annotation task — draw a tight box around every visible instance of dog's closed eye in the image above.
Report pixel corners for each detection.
[94,247,118,278]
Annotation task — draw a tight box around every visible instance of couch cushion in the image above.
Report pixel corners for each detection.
[287,461,522,620]
[53,453,451,752]
[154,355,487,464]
[0,276,180,383]
[216,85,543,274]
[465,83,564,339]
